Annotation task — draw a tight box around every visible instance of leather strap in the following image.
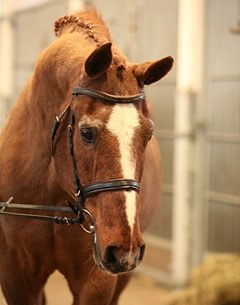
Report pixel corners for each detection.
[0,199,80,225]
[82,179,140,198]
[0,210,80,225]
[72,87,146,104]
[0,202,72,212]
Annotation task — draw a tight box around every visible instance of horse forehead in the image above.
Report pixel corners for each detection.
[77,101,141,128]
[106,104,140,134]
[106,103,140,178]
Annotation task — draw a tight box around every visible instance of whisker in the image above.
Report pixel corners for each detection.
[87,263,97,277]
[83,253,94,266]
[80,246,92,254]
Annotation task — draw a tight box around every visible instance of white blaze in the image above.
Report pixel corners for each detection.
[106,104,139,234]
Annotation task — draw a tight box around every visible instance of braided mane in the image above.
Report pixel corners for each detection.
[55,10,112,46]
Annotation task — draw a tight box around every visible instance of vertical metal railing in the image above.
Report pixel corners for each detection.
[172,0,208,286]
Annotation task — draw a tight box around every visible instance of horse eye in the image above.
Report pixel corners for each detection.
[148,132,153,141]
[80,127,97,144]
[146,130,153,142]
[147,120,154,142]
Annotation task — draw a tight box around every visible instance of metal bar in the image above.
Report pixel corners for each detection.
[207,132,240,144]
[155,129,175,139]
[156,129,195,140]
[205,191,240,206]
[172,0,207,286]
[157,130,240,144]
[209,74,240,82]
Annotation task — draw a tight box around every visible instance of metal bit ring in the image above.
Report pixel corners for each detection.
[80,208,95,234]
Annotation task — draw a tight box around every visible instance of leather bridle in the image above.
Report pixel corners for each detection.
[0,86,146,234]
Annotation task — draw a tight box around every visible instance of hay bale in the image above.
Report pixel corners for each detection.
[191,254,240,305]
[166,254,240,305]
[166,287,199,305]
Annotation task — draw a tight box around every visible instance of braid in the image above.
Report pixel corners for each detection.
[54,15,100,45]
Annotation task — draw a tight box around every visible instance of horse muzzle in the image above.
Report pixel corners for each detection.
[92,232,145,274]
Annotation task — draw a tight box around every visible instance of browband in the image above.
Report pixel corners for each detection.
[72,87,146,103]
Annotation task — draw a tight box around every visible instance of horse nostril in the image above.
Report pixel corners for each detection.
[139,244,145,261]
[104,244,145,270]
[105,246,119,265]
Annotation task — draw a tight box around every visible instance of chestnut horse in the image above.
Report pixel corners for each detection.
[0,10,173,305]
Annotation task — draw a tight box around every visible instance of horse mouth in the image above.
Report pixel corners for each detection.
[92,233,145,275]
[93,249,139,275]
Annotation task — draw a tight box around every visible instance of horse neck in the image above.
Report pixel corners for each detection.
[0,78,58,202]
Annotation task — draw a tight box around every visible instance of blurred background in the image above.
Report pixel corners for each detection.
[0,0,239,304]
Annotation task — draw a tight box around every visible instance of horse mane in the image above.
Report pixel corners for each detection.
[55,10,112,45]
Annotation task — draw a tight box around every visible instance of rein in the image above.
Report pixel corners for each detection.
[0,86,145,234]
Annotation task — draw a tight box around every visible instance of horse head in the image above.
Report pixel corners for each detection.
[51,41,173,274]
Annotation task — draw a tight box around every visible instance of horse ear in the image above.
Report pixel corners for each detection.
[85,42,112,78]
[134,56,174,86]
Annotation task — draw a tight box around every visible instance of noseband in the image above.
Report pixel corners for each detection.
[1,86,145,233]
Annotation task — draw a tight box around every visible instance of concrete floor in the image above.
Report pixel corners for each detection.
[0,271,169,305]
